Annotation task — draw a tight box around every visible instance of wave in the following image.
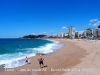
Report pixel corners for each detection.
[0,40,65,68]
[0,53,35,68]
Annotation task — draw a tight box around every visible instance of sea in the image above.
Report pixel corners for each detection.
[0,38,64,68]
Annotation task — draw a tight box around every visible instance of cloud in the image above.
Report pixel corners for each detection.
[90,19,98,22]
[89,19,100,26]
[93,21,100,26]
[62,26,67,30]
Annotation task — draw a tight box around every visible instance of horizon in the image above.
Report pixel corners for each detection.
[0,0,100,38]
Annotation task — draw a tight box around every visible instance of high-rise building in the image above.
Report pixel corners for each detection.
[68,26,74,39]
[69,26,74,33]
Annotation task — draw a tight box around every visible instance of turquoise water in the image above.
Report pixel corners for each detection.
[0,38,64,68]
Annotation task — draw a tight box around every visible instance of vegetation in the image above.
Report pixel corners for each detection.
[75,33,78,38]
[98,25,100,28]
[89,33,93,37]
[96,31,99,37]
[86,28,91,30]
[79,34,82,38]
[22,35,47,39]
[86,33,89,37]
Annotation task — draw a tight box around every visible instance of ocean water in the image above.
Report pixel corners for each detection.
[0,38,64,68]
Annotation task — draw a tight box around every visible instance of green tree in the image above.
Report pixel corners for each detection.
[75,33,78,38]
[86,33,89,37]
[79,34,82,38]
[89,33,93,37]
[96,31,99,37]
[98,25,100,28]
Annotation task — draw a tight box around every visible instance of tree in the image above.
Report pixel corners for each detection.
[75,33,78,38]
[22,35,47,39]
[79,34,82,38]
[98,25,100,28]
[86,33,89,37]
[96,31,99,37]
[89,33,93,37]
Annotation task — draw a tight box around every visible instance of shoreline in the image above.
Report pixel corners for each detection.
[0,39,87,75]
[0,39,64,69]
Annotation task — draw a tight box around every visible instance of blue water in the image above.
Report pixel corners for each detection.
[0,38,64,68]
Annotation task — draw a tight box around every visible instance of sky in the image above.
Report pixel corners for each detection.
[0,0,100,38]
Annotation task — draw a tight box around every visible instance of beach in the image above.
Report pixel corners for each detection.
[0,39,100,75]
[63,39,100,75]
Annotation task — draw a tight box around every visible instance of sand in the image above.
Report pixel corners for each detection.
[0,39,100,75]
[62,39,100,75]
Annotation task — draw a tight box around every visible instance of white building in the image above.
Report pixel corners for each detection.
[83,28,100,38]
[62,33,64,38]
[68,26,75,39]
[64,33,68,37]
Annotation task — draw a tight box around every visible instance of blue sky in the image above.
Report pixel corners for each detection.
[0,0,100,38]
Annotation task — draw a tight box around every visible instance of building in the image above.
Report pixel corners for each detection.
[64,33,68,37]
[68,26,75,39]
[57,34,62,38]
[75,31,84,38]
[83,30,87,37]
[62,33,64,38]
[83,28,100,38]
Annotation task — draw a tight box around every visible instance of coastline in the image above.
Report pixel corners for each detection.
[0,39,63,69]
[0,39,87,75]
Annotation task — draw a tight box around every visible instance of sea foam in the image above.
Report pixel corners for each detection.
[0,40,64,68]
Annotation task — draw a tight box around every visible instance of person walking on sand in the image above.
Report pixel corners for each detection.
[38,55,44,68]
[25,56,29,64]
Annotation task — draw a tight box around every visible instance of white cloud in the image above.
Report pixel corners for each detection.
[62,26,67,30]
[90,19,98,22]
[97,21,100,24]
[93,21,100,26]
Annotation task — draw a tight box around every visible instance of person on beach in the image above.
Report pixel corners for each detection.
[38,55,44,68]
[25,56,29,64]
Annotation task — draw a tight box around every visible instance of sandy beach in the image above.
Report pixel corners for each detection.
[0,39,100,75]
[63,39,100,75]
